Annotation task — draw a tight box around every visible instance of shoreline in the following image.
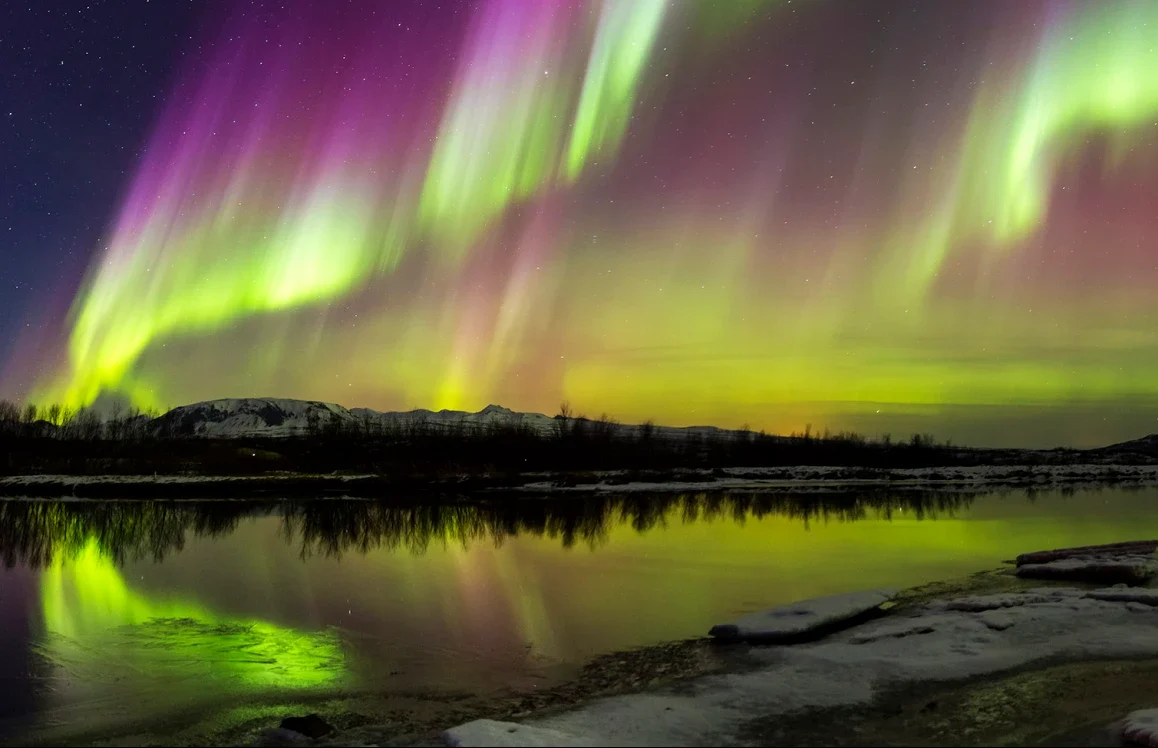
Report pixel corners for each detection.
[5,464,1158,499]
[13,566,1158,747]
[322,568,1158,748]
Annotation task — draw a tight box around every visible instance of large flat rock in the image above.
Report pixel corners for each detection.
[443,720,597,747]
[709,588,898,643]
[1016,540,1158,566]
[1119,708,1158,747]
[1087,587,1158,606]
[1016,556,1158,585]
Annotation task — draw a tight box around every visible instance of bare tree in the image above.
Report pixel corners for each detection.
[553,401,573,439]
[591,413,619,441]
[59,406,75,439]
[76,409,103,441]
[105,401,125,441]
[0,400,18,434]
[126,407,143,441]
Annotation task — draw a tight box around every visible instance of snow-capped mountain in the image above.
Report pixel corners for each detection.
[147,397,729,439]
[151,398,565,438]
[150,398,358,437]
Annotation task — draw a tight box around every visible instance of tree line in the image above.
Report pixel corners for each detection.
[0,399,158,441]
[0,397,1006,478]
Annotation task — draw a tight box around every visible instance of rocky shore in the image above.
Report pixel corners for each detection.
[256,541,1158,748]
[21,542,1157,747]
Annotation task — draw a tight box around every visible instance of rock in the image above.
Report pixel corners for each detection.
[709,588,898,643]
[1015,540,1158,566]
[946,589,1070,611]
[1016,557,1157,585]
[442,719,596,747]
[849,619,938,644]
[279,714,335,739]
[253,727,313,746]
[1118,708,1158,747]
[1086,588,1158,606]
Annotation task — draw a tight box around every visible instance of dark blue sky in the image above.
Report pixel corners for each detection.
[0,0,204,367]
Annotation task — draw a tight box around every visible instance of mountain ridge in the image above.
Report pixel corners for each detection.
[147,396,731,439]
[50,396,1158,451]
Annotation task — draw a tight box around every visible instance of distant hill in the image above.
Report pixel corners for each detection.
[147,397,732,440]
[149,398,357,438]
[1091,433,1158,458]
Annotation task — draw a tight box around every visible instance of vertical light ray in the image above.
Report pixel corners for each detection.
[564,0,668,181]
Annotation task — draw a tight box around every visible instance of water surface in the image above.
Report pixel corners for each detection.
[0,487,1155,742]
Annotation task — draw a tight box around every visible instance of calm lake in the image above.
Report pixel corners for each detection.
[0,487,1155,743]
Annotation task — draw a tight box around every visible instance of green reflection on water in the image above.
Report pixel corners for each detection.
[40,537,345,690]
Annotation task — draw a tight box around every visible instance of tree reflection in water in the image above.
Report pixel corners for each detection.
[0,491,978,568]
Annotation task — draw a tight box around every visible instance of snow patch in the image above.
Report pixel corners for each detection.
[442,720,600,747]
[1119,708,1158,747]
[517,465,1158,494]
[451,586,1158,746]
[710,589,897,642]
[1016,556,1158,585]
[1087,587,1158,606]
[1016,539,1158,566]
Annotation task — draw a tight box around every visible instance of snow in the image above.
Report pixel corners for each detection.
[1087,587,1158,606]
[443,720,598,747]
[0,474,289,487]
[152,398,359,437]
[443,587,1158,746]
[514,464,1158,494]
[148,397,725,440]
[1016,539,1158,566]
[8,463,1158,498]
[709,589,897,642]
[1016,556,1158,584]
[1119,709,1158,747]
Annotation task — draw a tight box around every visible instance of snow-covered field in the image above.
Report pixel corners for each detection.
[445,585,1158,746]
[5,463,1158,497]
[515,464,1158,493]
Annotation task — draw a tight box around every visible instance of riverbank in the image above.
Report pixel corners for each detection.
[6,463,1158,499]
[12,562,1157,747]
[307,565,1158,748]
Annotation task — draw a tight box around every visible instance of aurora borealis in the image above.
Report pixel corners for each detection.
[8,0,1158,446]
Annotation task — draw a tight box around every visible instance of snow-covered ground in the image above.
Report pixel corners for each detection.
[515,464,1158,493]
[5,463,1158,496]
[708,588,897,642]
[1119,709,1158,747]
[1016,555,1158,584]
[445,585,1158,746]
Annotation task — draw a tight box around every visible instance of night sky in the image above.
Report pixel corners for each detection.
[4,0,1158,448]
